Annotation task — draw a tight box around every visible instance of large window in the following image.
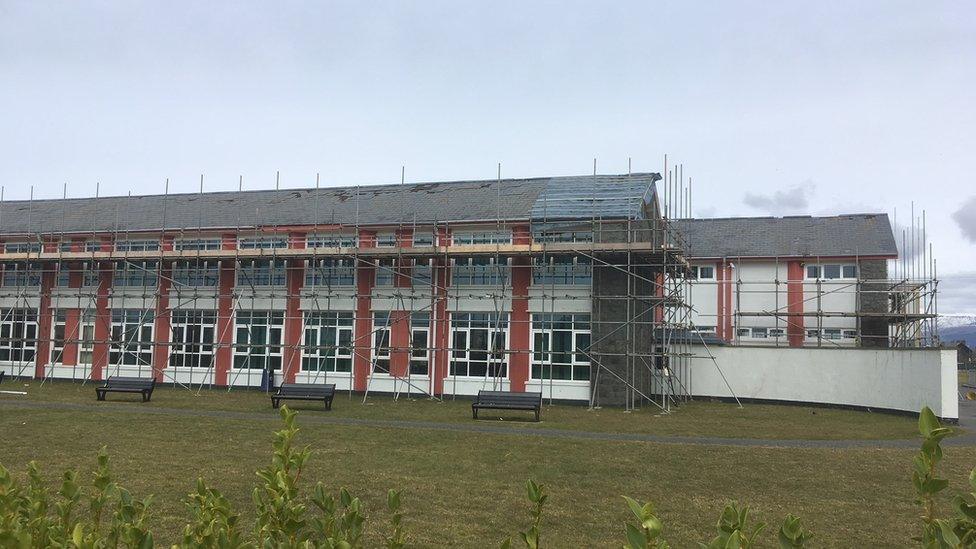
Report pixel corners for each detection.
[453,231,512,245]
[4,242,41,254]
[51,309,95,365]
[113,261,158,287]
[449,313,508,378]
[372,311,391,373]
[173,260,219,287]
[1,263,41,287]
[452,257,509,286]
[305,259,355,287]
[532,229,593,243]
[306,234,358,248]
[302,311,353,372]
[175,238,222,251]
[109,309,154,366]
[238,259,286,287]
[690,265,715,280]
[234,310,283,370]
[239,236,288,250]
[532,256,592,285]
[169,310,216,368]
[56,262,100,287]
[413,259,433,286]
[0,308,38,362]
[530,313,591,381]
[115,239,160,252]
[374,259,396,287]
[376,233,397,247]
[805,264,857,280]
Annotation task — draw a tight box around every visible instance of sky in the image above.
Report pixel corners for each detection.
[1,1,974,312]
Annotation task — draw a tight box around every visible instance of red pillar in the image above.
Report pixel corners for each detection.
[152,236,173,381]
[509,225,531,392]
[432,227,451,396]
[786,261,805,347]
[389,228,413,379]
[215,233,237,386]
[34,262,55,379]
[91,238,113,381]
[61,238,86,367]
[282,232,306,383]
[353,230,376,391]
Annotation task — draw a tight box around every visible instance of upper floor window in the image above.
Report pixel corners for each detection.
[532,256,592,286]
[4,242,41,254]
[374,259,396,287]
[58,240,102,253]
[115,239,160,253]
[175,238,222,251]
[113,261,158,287]
[305,259,355,287]
[173,260,219,287]
[453,231,512,246]
[238,259,286,287]
[452,256,509,286]
[532,229,594,243]
[375,234,397,248]
[239,236,288,250]
[806,264,857,280]
[690,265,715,280]
[57,261,100,287]
[1,263,41,287]
[306,234,358,248]
[412,233,435,247]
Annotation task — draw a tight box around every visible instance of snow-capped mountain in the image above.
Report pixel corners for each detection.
[941,315,976,346]
[941,314,976,329]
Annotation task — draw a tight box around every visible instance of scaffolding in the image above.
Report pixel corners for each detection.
[0,160,938,413]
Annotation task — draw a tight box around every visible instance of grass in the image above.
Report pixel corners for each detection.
[2,379,925,441]
[1,381,971,546]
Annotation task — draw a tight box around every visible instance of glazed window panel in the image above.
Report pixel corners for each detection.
[109,309,155,366]
[530,313,591,381]
[305,259,355,287]
[1,263,41,287]
[449,312,508,378]
[372,311,391,373]
[113,261,158,287]
[0,308,38,363]
[173,260,219,287]
[233,310,283,370]
[169,310,216,368]
[238,259,286,287]
[452,256,509,286]
[302,311,354,372]
[532,256,592,285]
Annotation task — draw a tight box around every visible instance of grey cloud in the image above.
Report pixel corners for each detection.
[742,182,812,215]
[952,196,976,243]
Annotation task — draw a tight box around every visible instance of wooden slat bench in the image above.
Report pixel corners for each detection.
[271,383,336,411]
[96,376,156,402]
[472,390,543,422]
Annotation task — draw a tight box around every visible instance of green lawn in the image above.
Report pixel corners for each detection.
[0,381,971,547]
[3,379,924,440]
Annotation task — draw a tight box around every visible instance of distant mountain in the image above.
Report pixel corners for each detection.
[942,315,976,347]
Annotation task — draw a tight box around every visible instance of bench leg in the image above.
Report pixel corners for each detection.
[472,408,478,420]
[272,398,279,409]
[535,409,540,422]
[325,398,332,411]
[96,391,105,401]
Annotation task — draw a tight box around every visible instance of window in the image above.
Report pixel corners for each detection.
[452,256,509,286]
[453,231,512,245]
[376,234,397,248]
[372,311,391,373]
[50,309,95,365]
[533,230,593,243]
[238,259,286,287]
[1,263,41,287]
[4,242,41,254]
[239,236,288,250]
[234,311,283,370]
[305,259,355,287]
[175,238,222,251]
[690,266,715,280]
[56,262,100,287]
[769,328,786,338]
[530,314,590,381]
[109,309,154,366]
[113,261,158,287]
[413,259,433,286]
[806,264,857,280]
[842,329,857,339]
[169,310,216,368]
[173,260,219,287]
[374,259,396,287]
[307,234,358,248]
[449,313,508,378]
[823,328,842,340]
[0,308,38,362]
[532,256,592,285]
[751,327,768,339]
[691,325,716,334]
[409,313,430,375]
[115,239,160,252]
[302,311,353,372]
[806,329,820,339]
[59,240,101,253]
[51,310,67,364]
[737,328,751,338]
[412,233,435,247]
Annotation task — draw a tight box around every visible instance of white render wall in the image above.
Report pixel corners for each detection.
[690,346,958,419]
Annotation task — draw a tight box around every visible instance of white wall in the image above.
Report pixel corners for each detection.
[690,345,958,419]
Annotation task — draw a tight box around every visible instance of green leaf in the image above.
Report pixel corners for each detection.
[625,523,646,549]
[623,496,644,521]
[919,407,939,437]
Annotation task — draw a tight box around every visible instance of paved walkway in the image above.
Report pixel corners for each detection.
[4,397,975,449]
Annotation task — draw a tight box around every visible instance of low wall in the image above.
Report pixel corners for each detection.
[691,346,958,419]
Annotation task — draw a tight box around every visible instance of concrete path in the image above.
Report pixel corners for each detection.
[4,397,975,449]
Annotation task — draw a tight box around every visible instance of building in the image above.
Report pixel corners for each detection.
[0,172,939,408]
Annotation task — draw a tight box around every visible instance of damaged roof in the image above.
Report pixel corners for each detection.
[0,173,661,235]
[672,214,898,259]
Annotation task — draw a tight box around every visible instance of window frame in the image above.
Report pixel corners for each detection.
[529,313,591,382]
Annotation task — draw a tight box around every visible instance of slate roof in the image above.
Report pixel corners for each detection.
[672,214,898,259]
[0,173,660,236]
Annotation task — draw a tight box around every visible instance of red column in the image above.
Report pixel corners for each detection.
[91,238,113,381]
[353,230,376,391]
[34,262,55,379]
[61,238,86,367]
[432,227,451,396]
[389,228,413,379]
[215,233,236,386]
[786,261,805,347]
[509,225,531,392]
[282,232,306,383]
[152,236,173,381]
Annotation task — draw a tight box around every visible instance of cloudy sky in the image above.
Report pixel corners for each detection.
[1,1,974,312]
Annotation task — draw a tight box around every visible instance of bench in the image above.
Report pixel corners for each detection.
[472,390,543,422]
[96,376,156,402]
[271,383,336,411]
